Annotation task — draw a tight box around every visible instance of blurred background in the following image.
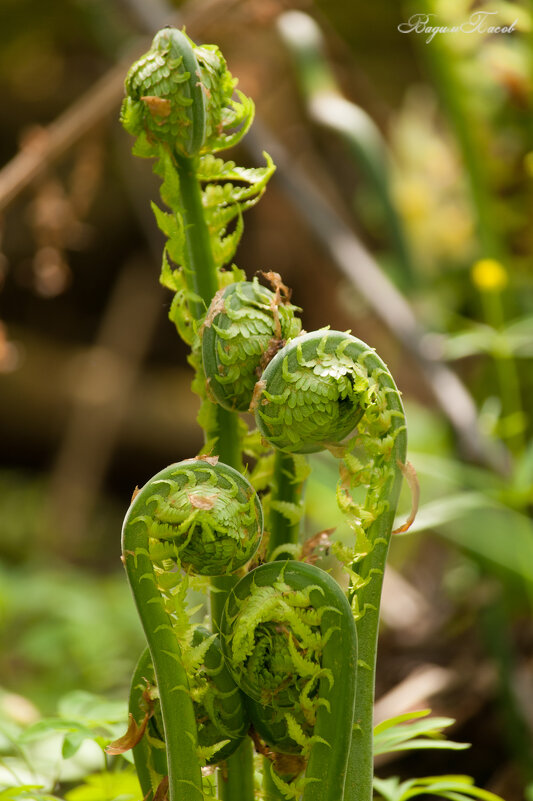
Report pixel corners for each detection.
[0,0,532,798]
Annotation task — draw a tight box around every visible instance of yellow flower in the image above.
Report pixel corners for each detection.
[471,259,508,292]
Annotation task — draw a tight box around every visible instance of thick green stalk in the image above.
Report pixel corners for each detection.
[219,740,256,801]
[129,648,167,800]
[173,151,243,463]
[215,405,243,470]
[267,451,303,559]
[174,153,218,314]
[343,445,407,801]
[173,150,253,801]
[210,572,255,801]
[122,528,203,801]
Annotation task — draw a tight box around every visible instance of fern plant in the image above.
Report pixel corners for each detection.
[112,27,503,801]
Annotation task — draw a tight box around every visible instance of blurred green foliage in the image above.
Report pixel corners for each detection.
[0,560,144,710]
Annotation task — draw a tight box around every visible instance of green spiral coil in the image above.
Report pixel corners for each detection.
[123,459,263,576]
[202,278,301,412]
[219,561,357,801]
[122,28,207,156]
[255,329,377,453]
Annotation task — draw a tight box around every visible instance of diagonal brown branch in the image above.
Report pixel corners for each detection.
[0,56,139,213]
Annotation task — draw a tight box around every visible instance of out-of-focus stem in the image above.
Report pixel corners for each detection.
[416,1,524,453]
[277,10,417,290]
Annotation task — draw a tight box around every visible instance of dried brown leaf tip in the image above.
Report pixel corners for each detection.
[301,528,335,564]
[130,486,141,505]
[259,270,292,341]
[187,492,216,510]
[105,712,148,755]
[194,454,219,466]
[152,776,169,801]
[106,681,154,755]
[259,270,292,304]
[392,460,419,534]
[200,288,226,331]
[141,96,172,118]
[248,378,267,413]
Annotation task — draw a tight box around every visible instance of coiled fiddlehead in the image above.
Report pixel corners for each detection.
[124,458,263,576]
[202,277,301,412]
[122,28,206,156]
[121,458,263,801]
[121,28,253,158]
[255,329,374,453]
[219,561,357,801]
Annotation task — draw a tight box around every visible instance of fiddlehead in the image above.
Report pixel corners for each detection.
[122,28,206,157]
[121,458,263,801]
[254,330,374,454]
[121,26,270,332]
[253,327,408,800]
[121,28,275,468]
[121,28,253,158]
[219,561,357,801]
[125,458,263,576]
[202,277,301,412]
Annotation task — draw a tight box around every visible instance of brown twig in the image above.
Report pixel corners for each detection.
[0,57,139,213]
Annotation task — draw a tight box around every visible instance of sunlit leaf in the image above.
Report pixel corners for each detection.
[18,719,94,744]
[374,710,468,757]
[0,786,61,801]
[64,770,142,801]
[57,692,127,726]
[374,774,504,801]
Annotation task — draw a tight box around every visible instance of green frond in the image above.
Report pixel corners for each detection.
[268,500,304,526]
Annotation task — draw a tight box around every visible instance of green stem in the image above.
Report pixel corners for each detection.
[344,456,406,801]
[480,290,524,454]
[173,150,253,801]
[173,151,244,465]
[267,451,304,559]
[174,152,219,314]
[263,759,286,801]
[122,530,202,801]
[219,740,256,801]
[215,406,243,470]
[211,572,255,801]
[130,648,168,800]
